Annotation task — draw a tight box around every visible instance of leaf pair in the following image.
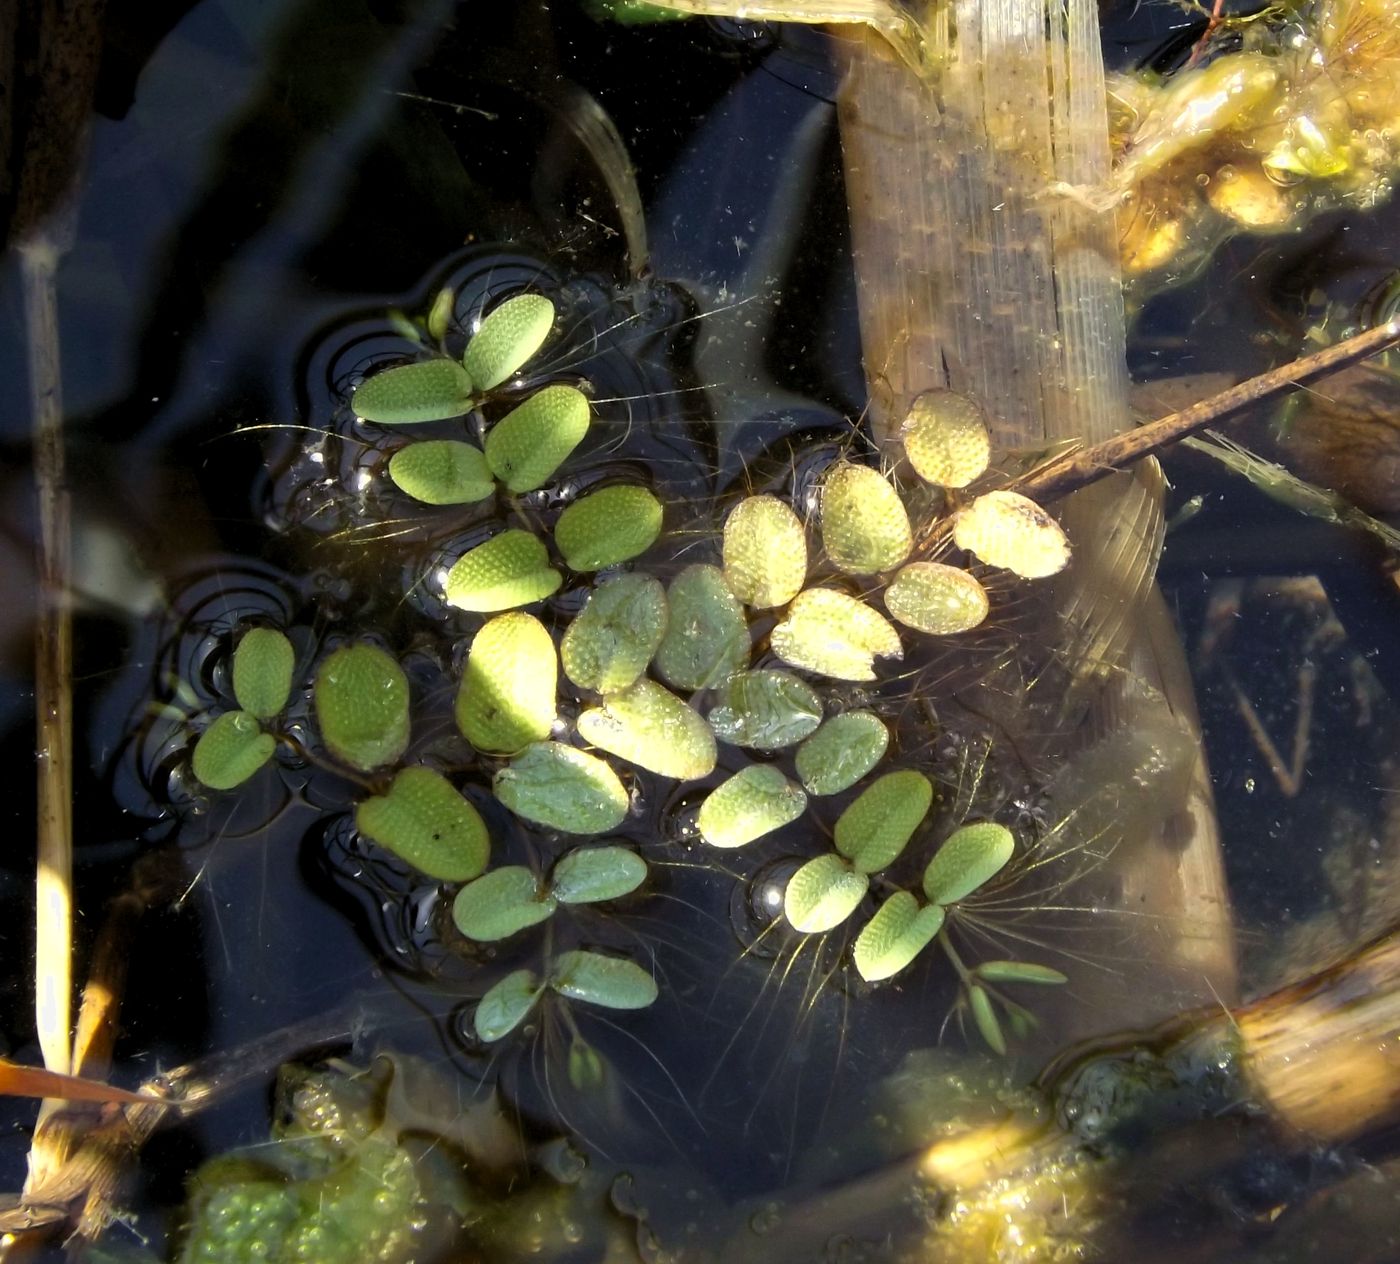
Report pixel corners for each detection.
[474,950,658,1042]
[191,628,295,790]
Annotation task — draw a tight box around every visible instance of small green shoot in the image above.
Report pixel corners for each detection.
[975,960,1068,986]
[968,984,1007,1055]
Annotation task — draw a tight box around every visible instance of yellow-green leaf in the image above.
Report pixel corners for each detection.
[923,822,1015,905]
[355,766,490,881]
[444,529,561,613]
[795,711,889,795]
[770,588,903,681]
[554,485,663,571]
[577,679,716,780]
[232,627,294,720]
[652,564,749,691]
[560,573,668,693]
[853,893,945,983]
[952,491,1070,579]
[463,293,555,391]
[484,384,590,493]
[901,390,991,488]
[696,765,807,849]
[313,643,410,773]
[784,854,869,934]
[492,742,629,834]
[969,984,1006,1054]
[975,960,1067,986]
[352,359,474,424]
[834,769,933,874]
[389,440,494,505]
[819,462,912,575]
[455,612,558,755]
[707,669,822,751]
[884,562,989,635]
[192,710,275,790]
[722,495,806,608]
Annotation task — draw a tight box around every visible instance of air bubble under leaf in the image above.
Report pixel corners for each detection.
[352,359,475,424]
[554,486,662,571]
[492,742,629,834]
[884,562,989,635]
[549,950,658,1010]
[952,490,1070,579]
[795,711,889,795]
[232,627,294,720]
[463,293,555,392]
[784,854,869,934]
[901,390,992,488]
[313,643,410,773]
[968,984,1007,1055]
[853,893,945,983]
[389,440,494,505]
[456,612,558,755]
[653,564,749,691]
[696,765,807,849]
[484,384,590,493]
[834,769,933,874]
[577,679,716,781]
[453,866,557,942]
[355,767,489,882]
[560,573,668,693]
[922,822,1015,905]
[975,960,1068,986]
[192,710,275,790]
[771,588,903,682]
[550,845,647,904]
[474,969,543,1042]
[722,495,806,608]
[707,669,822,751]
[819,463,912,575]
[444,529,561,612]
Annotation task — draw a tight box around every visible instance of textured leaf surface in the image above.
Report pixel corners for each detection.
[707,669,822,751]
[452,866,556,941]
[853,893,945,982]
[389,440,494,505]
[652,564,749,691]
[493,742,629,834]
[819,463,912,575]
[463,293,555,391]
[355,767,489,881]
[901,389,991,488]
[484,384,590,493]
[352,359,474,424]
[314,644,410,773]
[923,822,1015,905]
[550,845,647,904]
[474,969,543,1042]
[722,495,806,608]
[455,612,558,755]
[560,574,668,693]
[444,529,561,613]
[771,588,903,681]
[549,950,657,1010]
[795,711,889,795]
[554,485,662,571]
[784,854,869,934]
[192,711,275,790]
[834,770,933,874]
[696,765,807,848]
[952,491,1070,578]
[577,679,716,780]
[884,562,990,635]
[232,627,295,720]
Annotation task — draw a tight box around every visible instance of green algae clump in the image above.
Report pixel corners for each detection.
[313,643,410,773]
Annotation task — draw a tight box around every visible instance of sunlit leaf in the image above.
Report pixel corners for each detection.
[900,390,991,488]
[455,612,558,755]
[795,711,889,795]
[975,960,1068,986]
[192,710,275,790]
[484,384,590,493]
[560,573,668,692]
[969,984,1007,1055]
[783,853,869,934]
[834,769,933,874]
[463,293,555,391]
[352,358,474,424]
[770,588,903,681]
[652,563,749,691]
[313,643,410,773]
[819,462,912,575]
[577,679,716,780]
[492,741,629,834]
[554,485,663,571]
[952,490,1070,579]
[452,866,557,942]
[722,495,806,608]
[853,893,945,983]
[549,950,658,1010]
[707,669,822,751]
[444,529,561,613]
[884,562,990,635]
[696,765,807,849]
[922,822,1015,905]
[389,440,495,505]
[232,627,295,720]
[550,845,647,904]
[474,969,543,1042]
[355,766,490,881]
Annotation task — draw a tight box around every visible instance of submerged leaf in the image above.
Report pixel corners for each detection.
[474,969,544,1042]
[313,643,410,773]
[444,529,561,613]
[463,293,555,392]
[952,490,1070,579]
[484,384,590,493]
[389,440,494,505]
[853,893,945,983]
[722,495,806,608]
[975,960,1068,986]
[784,854,869,934]
[652,563,749,691]
[232,627,295,720]
[492,742,629,834]
[922,822,1015,906]
[456,612,558,755]
[427,286,455,342]
[355,767,489,881]
[550,844,647,904]
[696,765,807,849]
[969,984,1007,1055]
[561,573,668,693]
[192,710,275,790]
[453,866,556,941]
[901,390,991,488]
[795,711,889,795]
[819,462,912,575]
[707,669,822,751]
[834,769,934,874]
[352,358,474,424]
[770,588,903,681]
[884,562,989,635]
[554,485,663,571]
[577,679,716,780]
[550,950,658,1010]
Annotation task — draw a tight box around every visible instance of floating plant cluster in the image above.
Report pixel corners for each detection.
[186,286,1078,1053]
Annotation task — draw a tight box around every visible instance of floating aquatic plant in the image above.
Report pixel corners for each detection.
[352,358,475,425]
[770,587,903,681]
[389,439,495,505]
[560,573,669,693]
[554,484,663,571]
[463,293,556,392]
[473,950,657,1043]
[576,679,717,780]
[444,529,561,612]
[706,669,822,751]
[355,767,489,882]
[952,490,1071,579]
[314,643,410,773]
[697,765,807,848]
[722,494,806,608]
[484,383,590,493]
[456,612,558,755]
[884,561,989,634]
[794,711,889,795]
[191,710,276,791]
[232,627,295,721]
[652,563,748,690]
[901,389,992,488]
[819,461,912,574]
[492,741,630,834]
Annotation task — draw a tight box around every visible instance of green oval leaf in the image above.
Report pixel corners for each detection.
[232,627,294,720]
[426,286,454,343]
[975,960,1068,986]
[707,669,822,751]
[784,854,869,934]
[549,950,658,1010]
[819,462,912,575]
[474,969,544,1042]
[952,490,1071,579]
[884,562,990,635]
[455,612,558,755]
[484,384,590,493]
[901,389,991,488]
[577,679,716,781]
[463,293,556,392]
[696,765,807,849]
[652,564,749,691]
[560,573,668,693]
[853,893,945,983]
[192,710,275,790]
[722,495,807,608]
[771,588,903,682]
[834,769,934,874]
[313,643,410,773]
[492,741,629,834]
[922,822,1015,906]
[389,440,494,505]
[554,485,662,572]
[355,767,490,882]
[795,711,889,796]
[453,866,557,942]
[444,529,561,613]
[550,844,647,904]
[352,359,474,424]
[969,984,1007,1055]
